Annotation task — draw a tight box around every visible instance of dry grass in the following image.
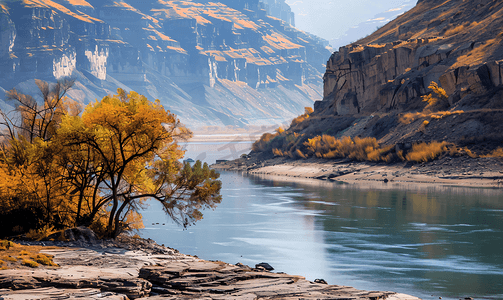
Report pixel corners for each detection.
[303,135,394,162]
[482,147,503,158]
[22,259,39,268]
[399,110,465,124]
[444,24,465,37]
[406,141,449,162]
[0,240,59,270]
[0,240,14,251]
[451,38,498,69]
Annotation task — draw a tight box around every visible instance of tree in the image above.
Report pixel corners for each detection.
[0,83,222,238]
[0,79,79,235]
[58,88,222,237]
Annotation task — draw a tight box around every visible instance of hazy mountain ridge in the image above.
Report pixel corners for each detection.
[0,0,330,127]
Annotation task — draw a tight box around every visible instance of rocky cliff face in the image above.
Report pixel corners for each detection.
[0,0,330,127]
[317,0,503,117]
[260,0,294,26]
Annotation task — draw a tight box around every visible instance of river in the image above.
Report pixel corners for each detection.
[140,141,503,300]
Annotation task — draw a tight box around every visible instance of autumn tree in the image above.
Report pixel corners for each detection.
[0,79,79,236]
[0,83,222,238]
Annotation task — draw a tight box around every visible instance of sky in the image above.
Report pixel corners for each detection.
[285,0,416,47]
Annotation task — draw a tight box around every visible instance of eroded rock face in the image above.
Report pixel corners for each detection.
[317,0,503,117]
[320,39,503,117]
[0,0,331,127]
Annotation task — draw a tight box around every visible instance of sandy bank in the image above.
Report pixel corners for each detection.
[0,236,420,300]
[212,155,503,188]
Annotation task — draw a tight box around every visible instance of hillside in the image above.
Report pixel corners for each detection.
[0,0,331,128]
[249,0,503,162]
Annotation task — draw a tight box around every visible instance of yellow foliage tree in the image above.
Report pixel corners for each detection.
[0,84,222,238]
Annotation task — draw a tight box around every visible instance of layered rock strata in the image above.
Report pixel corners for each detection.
[0,239,420,300]
[0,0,331,127]
[317,0,503,117]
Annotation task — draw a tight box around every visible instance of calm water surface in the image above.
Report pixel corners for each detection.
[140,142,503,300]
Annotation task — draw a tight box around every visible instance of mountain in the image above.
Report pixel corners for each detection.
[306,0,503,151]
[0,0,331,128]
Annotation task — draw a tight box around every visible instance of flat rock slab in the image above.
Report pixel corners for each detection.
[0,243,422,300]
[0,287,128,299]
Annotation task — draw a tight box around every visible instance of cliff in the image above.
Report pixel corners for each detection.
[319,0,503,116]
[308,0,503,150]
[0,0,331,127]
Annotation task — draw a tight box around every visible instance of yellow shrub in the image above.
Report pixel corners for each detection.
[2,256,17,262]
[406,142,448,162]
[303,135,392,161]
[252,132,279,152]
[22,259,39,268]
[272,148,285,157]
[482,147,503,158]
[295,149,306,159]
[0,260,4,265]
[290,107,314,128]
[34,254,58,267]
[25,226,57,241]
[0,240,14,251]
[422,81,448,111]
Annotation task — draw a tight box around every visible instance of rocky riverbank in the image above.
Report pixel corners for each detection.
[212,154,503,188]
[0,234,420,300]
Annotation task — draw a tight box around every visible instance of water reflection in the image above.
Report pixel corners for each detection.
[141,166,503,300]
[248,173,503,300]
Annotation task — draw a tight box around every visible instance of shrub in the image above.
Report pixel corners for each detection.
[482,147,503,158]
[405,142,448,162]
[295,149,306,159]
[22,259,39,268]
[422,81,448,111]
[272,148,285,157]
[34,254,58,266]
[252,132,279,152]
[25,226,56,241]
[0,240,14,251]
[303,135,394,162]
[290,107,314,129]
[2,256,17,262]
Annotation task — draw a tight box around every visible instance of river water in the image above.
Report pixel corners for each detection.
[140,141,503,300]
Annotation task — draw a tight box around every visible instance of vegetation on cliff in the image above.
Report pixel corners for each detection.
[0,80,221,239]
[252,80,503,164]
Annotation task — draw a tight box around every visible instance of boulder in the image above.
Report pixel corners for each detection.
[255,262,274,271]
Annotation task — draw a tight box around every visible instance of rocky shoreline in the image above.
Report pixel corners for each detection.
[212,154,503,188]
[0,235,421,300]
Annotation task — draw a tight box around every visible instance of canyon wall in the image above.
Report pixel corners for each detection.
[0,0,331,127]
[316,0,503,117]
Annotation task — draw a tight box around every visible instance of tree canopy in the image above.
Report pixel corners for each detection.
[0,81,221,238]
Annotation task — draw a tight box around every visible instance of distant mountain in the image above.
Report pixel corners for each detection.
[0,0,331,128]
